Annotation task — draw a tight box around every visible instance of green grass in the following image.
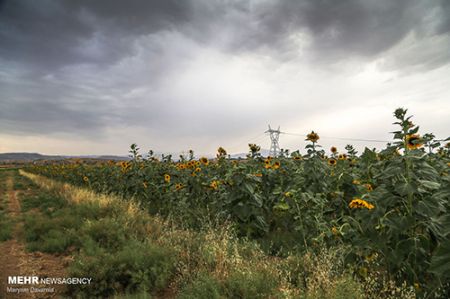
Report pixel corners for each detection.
[68,240,176,298]
[21,192,67,214]
[0,213,13,241]
[12,171,35,190]
[177,273,223,299]
[0,175,13,241]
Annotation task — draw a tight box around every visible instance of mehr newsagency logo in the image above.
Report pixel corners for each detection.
[6,276,92,295]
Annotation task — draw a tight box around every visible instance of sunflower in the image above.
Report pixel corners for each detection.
[405,134,423,150]
[349,198,375,210]
[330,146,337,154]
[177,163,186,170]
[164,174,171,183]
[331,227,339,236]
[120,161,130,169]
[199,157,209,166]
[254,173,263,177]
[249,143,260,152]
[352,180,360,185]
[328,158,337,166]
[175,183,183,191]
[293,156,302,160]
[195,167,202,172]
[143,181,148,189]
[83,176,89,182]
[217,147,227,158]
[306,131,320,143]
[338,154,347,160]
[272,161,281,169]
[210,180,219,190]
[364,183,373,192]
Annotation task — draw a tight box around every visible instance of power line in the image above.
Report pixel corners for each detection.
[282,132,390,143]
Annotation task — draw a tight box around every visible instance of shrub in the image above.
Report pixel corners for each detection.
[68,241,177,298]
[223,268,281,299]
[177,273,222,299]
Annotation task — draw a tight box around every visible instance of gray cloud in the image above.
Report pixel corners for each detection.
[2,0,449,71]
[0,0,449,154]
[0,0,191,72]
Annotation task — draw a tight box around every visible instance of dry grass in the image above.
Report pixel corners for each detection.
[20,170,141,217]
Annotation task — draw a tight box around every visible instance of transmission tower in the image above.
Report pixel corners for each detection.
[265,125,281,157]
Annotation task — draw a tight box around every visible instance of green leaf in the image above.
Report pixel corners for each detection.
[429,239,450,279]
[243,182,255,194]
[418,179,441,190]
[273,202,290,211]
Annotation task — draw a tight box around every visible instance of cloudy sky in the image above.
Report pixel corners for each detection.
[1,0,449,156]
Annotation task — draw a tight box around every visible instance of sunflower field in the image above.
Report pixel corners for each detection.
[26,108,450,297]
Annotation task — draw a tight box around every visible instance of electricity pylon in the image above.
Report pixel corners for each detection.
[265,125,281,157]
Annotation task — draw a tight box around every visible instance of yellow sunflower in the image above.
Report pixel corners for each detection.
[306,131,320,143]
[328,158,337,166]
[175,183,183,191]
[338,154,347,160]
[210,180,219,190]
[364,183,373,192]
[199,157,209,166]
[164,174,171,183]
[272,161,281,169]
[405,134,423,150]
[331,227,339,236]
[349,198,374,210]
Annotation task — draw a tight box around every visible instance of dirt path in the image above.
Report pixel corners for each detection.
[0,172,68,299]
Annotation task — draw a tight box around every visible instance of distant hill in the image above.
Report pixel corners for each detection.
[0,153,61,161]
[0,150,273,162]
[0,152,129,162]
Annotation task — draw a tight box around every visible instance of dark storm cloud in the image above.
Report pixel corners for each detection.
[0,73,119,135]
[436,0,450,34]
[1,0,448,71]
[0,0,191,71]
[253,0,424,58]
